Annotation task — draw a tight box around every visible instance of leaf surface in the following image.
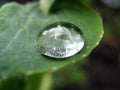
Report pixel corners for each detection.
[0,1,103,77]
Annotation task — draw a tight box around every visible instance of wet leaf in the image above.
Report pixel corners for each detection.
[0,1,103,77]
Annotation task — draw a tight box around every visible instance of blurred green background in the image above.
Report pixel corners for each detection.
[0,0,120,90]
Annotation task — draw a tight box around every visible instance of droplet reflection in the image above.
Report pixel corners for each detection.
[36,22,85,58]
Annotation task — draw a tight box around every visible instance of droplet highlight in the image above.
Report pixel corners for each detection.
[36,22,85,58]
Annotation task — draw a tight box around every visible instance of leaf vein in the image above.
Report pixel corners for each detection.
[0,14,34,55]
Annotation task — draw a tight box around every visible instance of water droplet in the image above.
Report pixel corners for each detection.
[36,22,85,58]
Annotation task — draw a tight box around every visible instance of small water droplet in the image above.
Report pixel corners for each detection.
[36,22,85,58]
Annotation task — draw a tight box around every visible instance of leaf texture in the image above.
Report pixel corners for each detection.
[0,2,104,77]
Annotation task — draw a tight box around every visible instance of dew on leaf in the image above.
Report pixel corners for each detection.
[35,22,85,58]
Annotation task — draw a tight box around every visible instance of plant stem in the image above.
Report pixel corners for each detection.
[25,72,52,90]
[39,72,52,90]
[39,0,55,14]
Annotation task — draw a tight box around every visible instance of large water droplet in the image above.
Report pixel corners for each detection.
[35,22,85,58]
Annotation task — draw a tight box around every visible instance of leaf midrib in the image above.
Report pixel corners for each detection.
[0,13,34,56]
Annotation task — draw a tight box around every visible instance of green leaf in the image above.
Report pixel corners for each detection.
[0,1,104,77]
